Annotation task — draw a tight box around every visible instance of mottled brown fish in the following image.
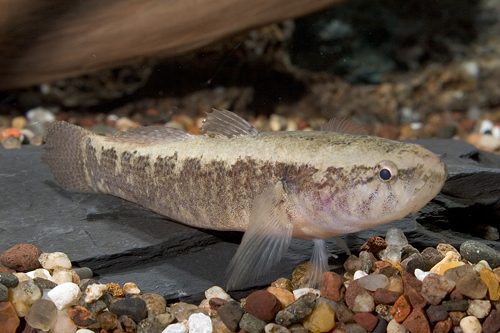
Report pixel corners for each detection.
[43,110,447,289]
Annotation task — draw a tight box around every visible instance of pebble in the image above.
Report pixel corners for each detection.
[376,303,393,322]
[97,311,120,331]
[0,301,20,333]
[425,305,448,324]
[345,323,368,333]
[442,299,469,312]
[50,315,77,333]
[353,292,375,313]
[358,274,389,291]
[292,287,319,299]
[120,315,139,332]
[72,267,93,280]
[26,268,52,281]
[138,316,170,333]
[459,316,481,333]
[344,255,363,275]
[245,290,282,323]
[85,283,108,303]
[267,287,295,308]
[288,324,308,333]
[432,318,452,333]
[239,313,266,333]
[0,244,42,272]
[275,293,315,326]
[379,245,403,264]
[0,283,7,302]
[52,267,75,284]
[385,228,408,248]
[170,302,199,322]
[353,312,379,331]
[386,276,404,294]
[47,282,81,310]
[25,299,58,330]
[354,270,368,280]
[420,273,455,305]
[345,279,367,309]
[205,286,231,301]
[460,240,500,268]
[208,297,229,311]
[67,305,97,327]
[361,236,388,254]
[271,278,294,291]
[443,264,473,282]
[316,297,354,323]
[106,282,124,297]
[466,299,491,319]
[38,251,72,269]
[123,282,141,294]
[455,271,488,299]
[10,280,42,317]
[482,309,500,333]
[480,267,500,300]
[265,323,290,333]
[320,271,345,301]
[109,297,148,323]
[217,302,245,332]
[138,292,167,317]
[85,292,112,315]
[163,323,189,333]
[0,273,19,288]
[402,308,431,333]
[302,301,336,333]
[387,319,406,333]
[390,295,411,322]
[76,330,95,333]
[373,288,400,304]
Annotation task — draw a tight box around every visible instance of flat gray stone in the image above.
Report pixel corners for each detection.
[0,139,499,302]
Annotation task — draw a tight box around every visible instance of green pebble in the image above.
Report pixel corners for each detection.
[0,272,19,288]
[239,313,267,333]
[442,299,469,312]
[0,283,8,302]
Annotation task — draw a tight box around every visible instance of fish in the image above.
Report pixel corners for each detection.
[43,109,448,289]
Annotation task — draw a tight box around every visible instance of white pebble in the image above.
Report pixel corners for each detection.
[188,313,212,333]
[77,330,96,333]
[265,323,291,333]
[163,323,189,333]
[26,269,52,281]
[473,260,492,275]
[353,270,368,280]
[467,299,491,319]
[387,319,408,333]
[293,288,320,300]
[123,282,141,294]
[85,283,108,303]
[352,292,375,313]
[460,316,481,333]
[357,274,389,291]
[385,228,408,247]
[39,252,72,269]
[379,245,402,264]
[414,269,432,282]
[47,282,81,310]
[204,286,230,301]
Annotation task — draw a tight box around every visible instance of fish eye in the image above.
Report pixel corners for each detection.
[374,160,398,183]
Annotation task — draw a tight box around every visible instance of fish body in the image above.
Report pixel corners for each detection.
[43,110,447,288]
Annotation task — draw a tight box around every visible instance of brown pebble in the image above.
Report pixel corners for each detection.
[448,311,466,326]
[344,279,368,310]
[455,272,487,299]
[373,288,400,305]
[244,290,281,323]
[320,271,345,302]
[0,244,42,272]
[119,315,137,333]
[107,283,125,297]
[483,309,500,333]
[360,237,388,254]
[97,311,120,331]
[403,308,431,333]
[432,318,453,333]
[372,261,392,273]
[405,286,427,309]
[68,305,97,327]
[271,278,294,292]
[209,297,229,310]
[390,295,411,323]
[353,312,379,331]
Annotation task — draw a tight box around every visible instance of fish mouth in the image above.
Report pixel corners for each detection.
[409,156,448,214]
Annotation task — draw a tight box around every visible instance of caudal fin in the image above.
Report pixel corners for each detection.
[43,121,94,191]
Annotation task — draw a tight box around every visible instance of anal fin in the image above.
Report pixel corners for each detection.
[226,181,293,290]
[308,239,329,289]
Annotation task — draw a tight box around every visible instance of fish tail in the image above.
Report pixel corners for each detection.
[43,121,94,191]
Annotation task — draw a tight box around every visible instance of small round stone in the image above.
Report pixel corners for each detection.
[68,305,97,327]
[76,330,95,333]
[387,319,406,333]
[205,286,230,301]
[25,299,58,330]
[271,278,293,291]
[344,255,363,275]
[97,311,120,331]
[267,287,295,309]
[109,297,148,323]
[217,302,244,332]
[51,315,77,333]
[72,267,93,280]
[302,302,336,333]
[360,236,388,254]
[460,240,500,268]
[188,312,213,333]
[138,293,167,317]
[244,290,281,323]
[33,277,57,290]
[85,283,108,303]
[0,272,19,288]
[275,293,316,327]
[0,244,42,272]
[170,302,199,322]
[38,252,72,269]
[320,271,345,301]
[119,315,138,333]
[123,282,141,294]
[357,274,389,291]
[455,272,488,299]
[421,273,456,305]
[106,282,124,297]
[0,283,7,302]
[163,323,189,333]
[460,316,482,333]
[385,228,408,248]
[352,291,375,313]
[10,279,42,316]
[0,301,20,333]
[47,282,81,310]
[466,299,491,319]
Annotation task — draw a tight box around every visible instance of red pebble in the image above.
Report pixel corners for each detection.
[449,288,464,300]
[345,279,368,310]
[406,285,427,309]
[0,243,42,272]
[360,236,388,254]
[433,318,453,333]
[373,288,401,305]
[320,271,345,301]
[244,290,281,323]
[390,295,412,323]
[0,301,20,333]
[483,309,500,333]
[403,308,431,333]
[353,312,379,331]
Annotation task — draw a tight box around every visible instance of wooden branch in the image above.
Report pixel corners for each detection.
[0,0,345,89]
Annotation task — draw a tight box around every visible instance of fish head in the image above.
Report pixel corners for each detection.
[317,140,448,234]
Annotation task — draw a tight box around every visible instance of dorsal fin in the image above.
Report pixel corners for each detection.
[320,118,369,135]
[109,126,193,144]
[201,109,259,138]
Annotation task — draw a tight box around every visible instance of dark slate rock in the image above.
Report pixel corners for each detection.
[1,139,499,303]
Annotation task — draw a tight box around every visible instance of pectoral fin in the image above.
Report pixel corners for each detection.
[226,181,293,290]
[308,239,329,289]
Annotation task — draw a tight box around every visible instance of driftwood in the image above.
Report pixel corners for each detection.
[0,0,344,89]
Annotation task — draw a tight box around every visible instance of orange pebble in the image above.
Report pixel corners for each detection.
[390,294,412,322]
[1,128,21,139]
